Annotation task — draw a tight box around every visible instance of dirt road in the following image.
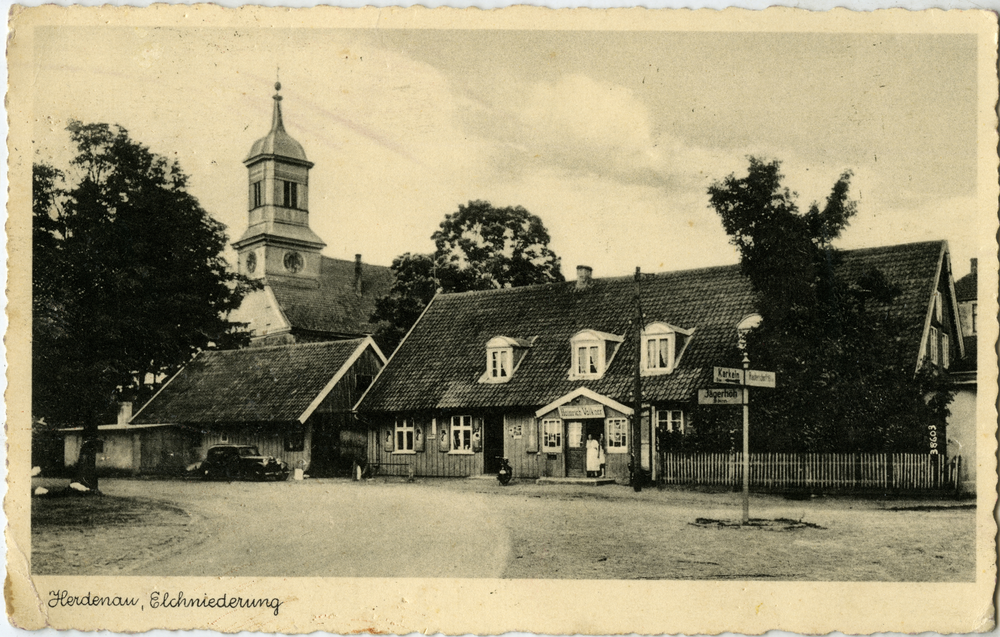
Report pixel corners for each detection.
[31,477,975,580]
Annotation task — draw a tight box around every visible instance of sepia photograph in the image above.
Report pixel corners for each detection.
[6,5,997,634]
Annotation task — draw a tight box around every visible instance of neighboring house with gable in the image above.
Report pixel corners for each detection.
[947,258,978,493]
[228,82,392,346]
[356,241,968,485]
[119,338,385,477]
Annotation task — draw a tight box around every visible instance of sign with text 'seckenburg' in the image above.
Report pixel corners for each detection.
[698,387,744,405]
[745,369,776,388]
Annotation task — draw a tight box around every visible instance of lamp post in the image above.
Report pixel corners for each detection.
[741,351,750,525]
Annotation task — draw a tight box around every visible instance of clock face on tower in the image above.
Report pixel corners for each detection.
[246,252,257,274]
[283,250,304,274]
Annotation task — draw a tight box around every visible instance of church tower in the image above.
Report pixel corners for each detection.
[233,82,326,284]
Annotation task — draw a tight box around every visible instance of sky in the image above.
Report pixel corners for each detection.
[31,25,985,280]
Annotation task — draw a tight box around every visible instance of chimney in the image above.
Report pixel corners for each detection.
[354,254,363,296]
[970,258,977,275]
[576,265,593,290]
[117,402,133,426]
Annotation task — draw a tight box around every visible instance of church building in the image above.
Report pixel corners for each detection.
[229,82,392,346]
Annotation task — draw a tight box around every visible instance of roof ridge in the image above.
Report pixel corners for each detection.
[201,338,366,356]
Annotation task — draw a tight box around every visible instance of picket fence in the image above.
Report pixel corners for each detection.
[658,452,960,492]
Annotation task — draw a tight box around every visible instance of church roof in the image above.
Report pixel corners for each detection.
[358,241,948,413]
[269,255,394,338]
[245,83,310,165]
[131,338,376,425]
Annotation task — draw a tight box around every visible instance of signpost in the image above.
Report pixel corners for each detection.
[707,362,777,524]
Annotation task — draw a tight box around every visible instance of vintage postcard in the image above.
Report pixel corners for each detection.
[6,5,998,634]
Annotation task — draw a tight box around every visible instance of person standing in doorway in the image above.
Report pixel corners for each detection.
[586,434,600,478]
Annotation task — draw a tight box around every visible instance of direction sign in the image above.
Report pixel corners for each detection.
[698,387,745,405]
[745,369,776,388]
[713,366,744,385]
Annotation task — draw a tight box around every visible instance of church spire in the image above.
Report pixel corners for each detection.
[271,82,286,134]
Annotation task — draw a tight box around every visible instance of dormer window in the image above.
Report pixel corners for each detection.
[481,336,531,384]
[569,330,623,379]
[641,322,693,375]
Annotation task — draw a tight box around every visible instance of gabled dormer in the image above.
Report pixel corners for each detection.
[480,336,532,383]
[569,329,623,380]
[641,322,693,375]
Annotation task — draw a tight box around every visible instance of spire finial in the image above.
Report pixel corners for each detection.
[271,81,285,132]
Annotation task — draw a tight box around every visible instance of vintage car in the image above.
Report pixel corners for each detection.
[191,445,289,481]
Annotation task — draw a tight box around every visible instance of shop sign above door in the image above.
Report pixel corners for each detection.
[558,404,606,419]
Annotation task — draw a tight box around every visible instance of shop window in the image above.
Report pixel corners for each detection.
[657,409,684,434]
[606,418,628,453]
[450,415,473,452]
[395,418,415,453]
[569,330,622,379]
[542,419,562,451]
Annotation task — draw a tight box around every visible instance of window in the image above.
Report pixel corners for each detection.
[657,409,684,434]
[972,302,978,334]
[285,426,305,452]
[282,180,298,209]
[641,322,692,375]
[395,418,415,453]
[928,326,939,365]
[606,418,628,452]
[942,333,950,370]
[569,330,622,379]
[450,415,473,452]
[492,349,510,378]
[542,419,562,451]
[250,181,263,209]
[482,336,530,383]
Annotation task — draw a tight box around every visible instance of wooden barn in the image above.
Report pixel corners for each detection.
[355,241,968,485]
[130,337,385,476]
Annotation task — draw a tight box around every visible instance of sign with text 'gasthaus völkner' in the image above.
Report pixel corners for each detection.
[713,366,744,385]
[745,369,776,388]
[698,387,745,405]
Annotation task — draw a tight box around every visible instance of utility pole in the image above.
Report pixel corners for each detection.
[632,267,644,492]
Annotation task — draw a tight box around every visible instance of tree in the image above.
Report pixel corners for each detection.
[33,121,258,488]
[697,157,950,453]
[371,200,565,351]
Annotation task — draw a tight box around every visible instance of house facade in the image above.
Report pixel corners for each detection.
[356,241,968,485]
[947,258,978,493]
[228,83,392,346]
[129,338,385,476]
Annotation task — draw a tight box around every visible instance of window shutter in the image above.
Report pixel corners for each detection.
[439,422,450,452]
[414,420,425,452]
[385,427,395,453]
[472,417,484,453]
[526,418,538,453]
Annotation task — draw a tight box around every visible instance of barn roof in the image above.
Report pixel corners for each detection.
[132,338,379,425]
[358,241,947,413]
[269,255,394,337]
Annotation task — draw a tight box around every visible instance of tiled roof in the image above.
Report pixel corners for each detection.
[359,241,946,413]
[270,256,393,337]
[954,270,977,303]
[132,339,370,425]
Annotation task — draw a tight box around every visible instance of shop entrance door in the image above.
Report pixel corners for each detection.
[566,420,604,477]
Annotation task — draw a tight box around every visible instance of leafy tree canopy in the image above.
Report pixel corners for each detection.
[684,157,951,454]
[33,121,258,430]
[371,200,564,351]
